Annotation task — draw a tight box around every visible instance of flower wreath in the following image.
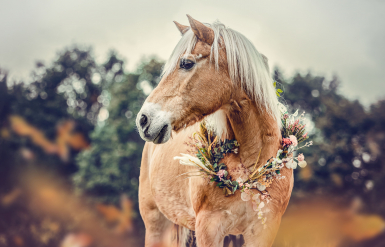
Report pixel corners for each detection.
[174,109,312,228]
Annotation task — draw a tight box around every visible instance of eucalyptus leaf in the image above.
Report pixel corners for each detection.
[232,185,238,193]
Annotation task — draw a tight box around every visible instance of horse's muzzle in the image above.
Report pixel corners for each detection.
[136,102,172,144]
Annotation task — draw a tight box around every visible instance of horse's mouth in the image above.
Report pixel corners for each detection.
[153,124,169,144]
[172,114,205,133]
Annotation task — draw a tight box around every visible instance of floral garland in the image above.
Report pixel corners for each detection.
[174,109,312,228]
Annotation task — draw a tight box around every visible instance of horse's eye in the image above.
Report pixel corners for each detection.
[180,59,195,70]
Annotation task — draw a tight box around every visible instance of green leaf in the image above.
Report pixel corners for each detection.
[232,185,237,193]
[273,81,277,88]
[277,89,283,93]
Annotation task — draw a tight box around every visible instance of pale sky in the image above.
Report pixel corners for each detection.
[1,0,384,105]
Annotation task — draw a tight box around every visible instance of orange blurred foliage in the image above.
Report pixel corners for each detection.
[9,116,90,161]
[1,188,22,206]
[274,199,385,247]
[4,169,385,246]
[96,195,134,234]
[299,166,312,181]
[13,236,23,246]
[342,214,385,242]
[10,116,56,154]
[20,171,139,247]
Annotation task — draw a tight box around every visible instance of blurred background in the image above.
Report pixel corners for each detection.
[1,1,385,246]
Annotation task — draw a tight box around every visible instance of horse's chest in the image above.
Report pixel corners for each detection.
[149,161,197,229]
[156,193,195,227]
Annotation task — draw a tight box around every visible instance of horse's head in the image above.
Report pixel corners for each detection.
[136,15,279,144]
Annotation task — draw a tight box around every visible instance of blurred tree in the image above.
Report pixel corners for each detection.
[274,68,385,218]
[73,57,163,246]
[73,57,164,205]
[0,46,125,246]
[1,47,124,172]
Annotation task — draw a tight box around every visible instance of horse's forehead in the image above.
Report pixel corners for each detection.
[191,41,211,57]
[191,40,228,68]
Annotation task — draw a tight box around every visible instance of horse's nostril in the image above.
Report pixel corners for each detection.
[140,114,148,127]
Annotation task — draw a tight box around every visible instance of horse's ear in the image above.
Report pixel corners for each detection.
[186,14,214,45]
[173,21,189,35]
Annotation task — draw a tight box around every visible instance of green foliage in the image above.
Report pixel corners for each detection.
[0,46,116,179]
[0,46,131,246]
[73,57,164,204]
[274,67,385,216]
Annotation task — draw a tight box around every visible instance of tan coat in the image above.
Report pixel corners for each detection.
[137,15,294,247]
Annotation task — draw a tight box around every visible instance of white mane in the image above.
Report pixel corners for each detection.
[162,21,281,129]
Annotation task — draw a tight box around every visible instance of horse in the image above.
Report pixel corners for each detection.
[136,15,293,247]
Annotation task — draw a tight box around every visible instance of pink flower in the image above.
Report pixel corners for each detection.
[297,153,305,162]
[217,170,226,181]
[282,138,292,147]
[289,135,298,146]
[303,132,308,138]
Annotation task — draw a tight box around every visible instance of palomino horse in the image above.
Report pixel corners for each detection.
[136,15,293,247]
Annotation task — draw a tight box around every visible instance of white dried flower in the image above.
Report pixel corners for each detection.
[241,192,251,201]
[276,149,283,158]
[253,202,259,212]
[258,211,263,218]
[278,103,287,114]
[256,183,266,191]
[286,159,297,169]
[252,194,260,203]
[298,160,307,168]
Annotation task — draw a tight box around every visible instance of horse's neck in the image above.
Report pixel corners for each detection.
[224,100,281,169]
